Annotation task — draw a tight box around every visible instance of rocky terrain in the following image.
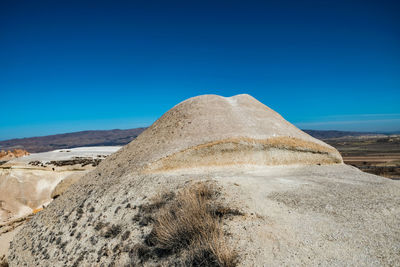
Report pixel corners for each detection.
[2,121,398,182]
[3,131,398,182]
[6,94,399,266]
[0,124,389,154]
[0,146,120,224]
[0,146,121,264]
[0,149,29,162]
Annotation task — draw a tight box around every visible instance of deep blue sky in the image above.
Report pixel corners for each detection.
[1,0,399,140]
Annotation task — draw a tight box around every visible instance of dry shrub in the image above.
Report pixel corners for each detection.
[146,182,238,266]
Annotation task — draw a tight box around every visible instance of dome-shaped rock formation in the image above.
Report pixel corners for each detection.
[139,94,342,171]
[67,94,341,181]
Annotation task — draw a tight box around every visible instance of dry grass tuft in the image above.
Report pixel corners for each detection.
[0,255,8,267]
[144,181,239,266]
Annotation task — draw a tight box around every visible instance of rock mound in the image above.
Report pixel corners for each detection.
[0,149,29,161]
[8,95,400,266]
[126,94,341,172]
[64,94,341,183]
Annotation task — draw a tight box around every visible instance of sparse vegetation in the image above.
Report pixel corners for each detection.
[133,181,240,266]
[46,158,102,167]
[102,224,121,238]
[0,255,8,267]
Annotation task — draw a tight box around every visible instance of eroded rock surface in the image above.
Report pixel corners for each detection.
[8,95,400,266]
[0,149,29,161]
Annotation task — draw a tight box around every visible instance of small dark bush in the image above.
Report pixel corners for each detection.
[132,244,151,261]
[94,221,107,231]
[103,224,121,238]
[121,230,131,241]
[90,236,98,245]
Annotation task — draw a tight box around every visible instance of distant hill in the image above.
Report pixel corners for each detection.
[0,128,386,153]
[0,128,146,153]
[302,129,384,139]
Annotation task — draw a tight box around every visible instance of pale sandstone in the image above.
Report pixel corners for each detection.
[8,95,399,266]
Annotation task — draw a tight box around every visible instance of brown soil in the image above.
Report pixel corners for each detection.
[0,149,29,161]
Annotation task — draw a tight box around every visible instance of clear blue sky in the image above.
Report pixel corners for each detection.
[1,0,399,140]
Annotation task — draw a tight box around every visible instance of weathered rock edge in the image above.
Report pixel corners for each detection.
[147,136,342,172]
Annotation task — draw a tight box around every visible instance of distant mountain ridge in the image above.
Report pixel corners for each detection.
[0,128,387,153]
[0,128,146,153]
[302,129,385,139]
